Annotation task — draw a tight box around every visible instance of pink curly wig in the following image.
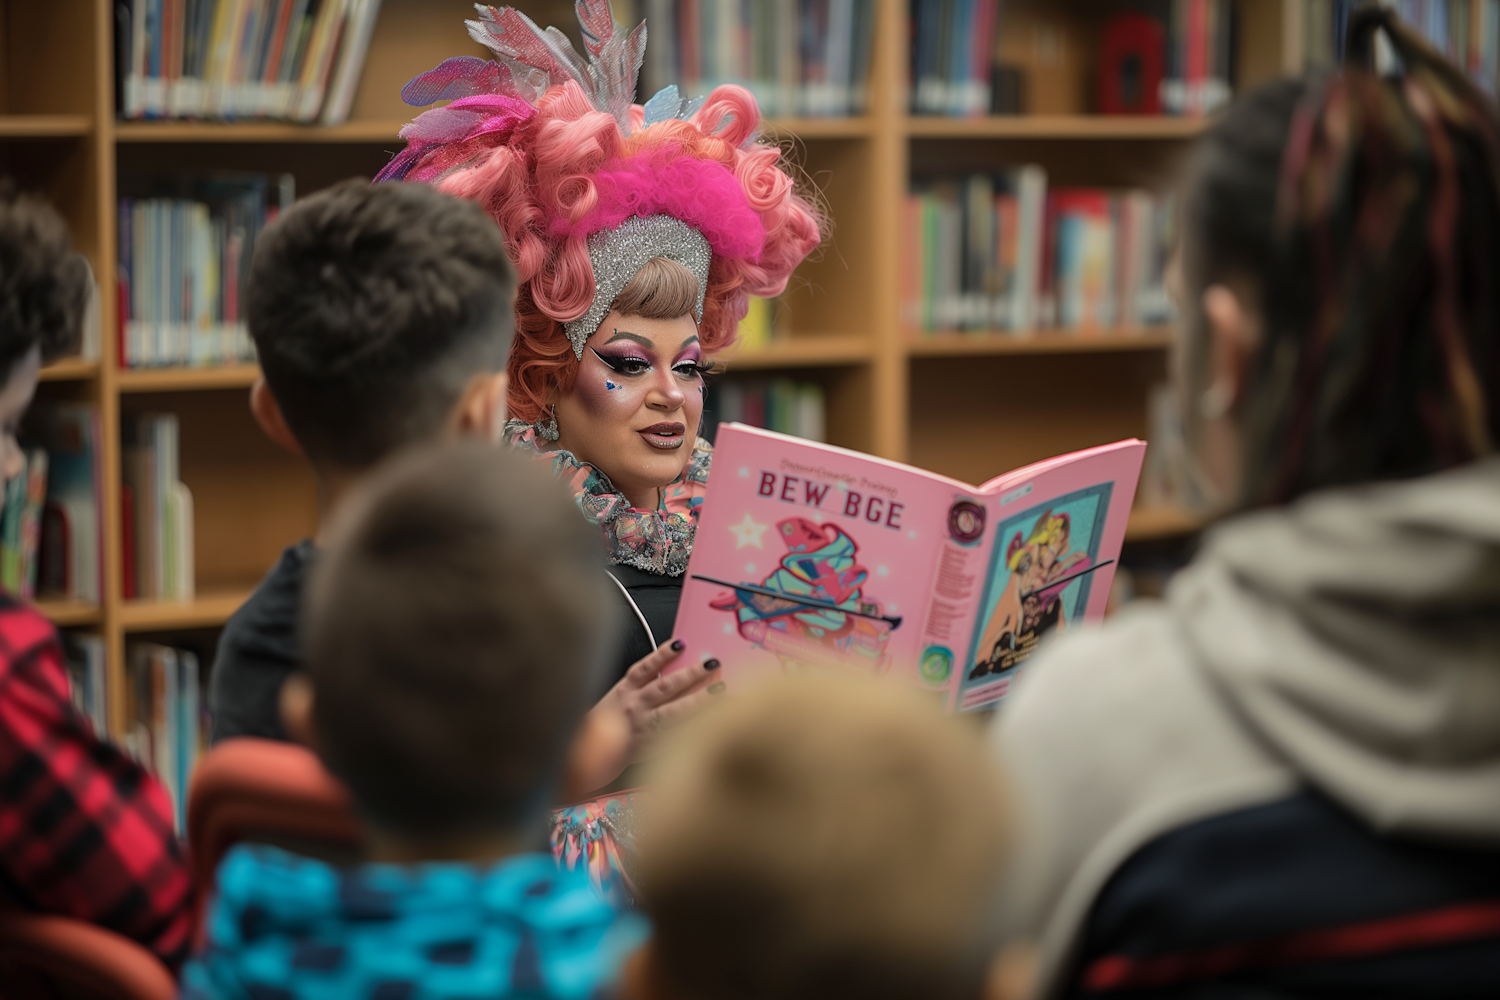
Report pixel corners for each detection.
[378,80,822,424]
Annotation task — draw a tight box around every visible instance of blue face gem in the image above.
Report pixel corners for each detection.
[605,380,620,390]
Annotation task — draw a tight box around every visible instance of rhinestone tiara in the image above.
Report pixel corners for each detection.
[563,214,712,358]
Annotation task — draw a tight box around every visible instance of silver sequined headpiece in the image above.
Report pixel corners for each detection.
[563,214,712,359]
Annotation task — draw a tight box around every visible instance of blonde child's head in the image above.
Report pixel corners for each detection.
[633,676,1014,1000]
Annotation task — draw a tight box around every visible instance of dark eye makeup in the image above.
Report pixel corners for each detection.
[593,347,714,380]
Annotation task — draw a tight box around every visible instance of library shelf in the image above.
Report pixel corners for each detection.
[1125,506,1206,543]
[117,364,262,392]
[34,598,103,627]
[119,589,252,631]
[114,120,409,143]
[0,115,91,138]
[113,117,873,145]
[905,329,1175,357]
[39,357,101,382]
[904,115,1209,140]
[714,335,874,370]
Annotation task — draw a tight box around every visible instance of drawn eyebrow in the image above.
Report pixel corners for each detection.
[678,334,701,351]
[604,329,654,348]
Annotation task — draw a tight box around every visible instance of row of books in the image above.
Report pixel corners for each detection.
[1305,0,1500,92]
[118,174,290,368]
[910,0,1004,116]
[638,0,877,117]
[122,642,204,831]
[711,377,827,443]
[903,168,1176,334]
[0,406,105,604]
[1159,0,1235,117]
[117,0,384,122]
[65,634,110,737]
[123,414,196,603]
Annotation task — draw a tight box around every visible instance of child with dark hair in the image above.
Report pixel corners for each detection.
[0,189,192,965]
[632,676,1027,1000]
[211,179,714,771]
[991,9,1500,997]
[183,442,644,1000]
[209,178,517,743]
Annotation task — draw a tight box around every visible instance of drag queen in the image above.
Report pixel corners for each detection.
[378,2,822,898]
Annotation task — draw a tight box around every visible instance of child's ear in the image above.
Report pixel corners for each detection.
[250,379,304,455]
[279,674,318,749]
[559,704,630,803]
[452,371,510,444]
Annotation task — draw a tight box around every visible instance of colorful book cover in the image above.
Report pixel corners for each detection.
[673,425,1145,712]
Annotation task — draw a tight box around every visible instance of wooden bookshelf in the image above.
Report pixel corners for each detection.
[19,0,1304,736]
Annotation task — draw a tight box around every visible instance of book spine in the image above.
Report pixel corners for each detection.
[321,0,383,125]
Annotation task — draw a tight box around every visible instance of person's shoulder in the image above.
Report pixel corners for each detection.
[0,592,59,658]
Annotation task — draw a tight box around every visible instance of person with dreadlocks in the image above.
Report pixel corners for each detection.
[988,8,1500,998]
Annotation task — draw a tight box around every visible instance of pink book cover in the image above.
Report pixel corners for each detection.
[672,424,1145,712]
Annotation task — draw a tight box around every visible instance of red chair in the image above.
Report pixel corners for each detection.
[0,911,176,1000]
[186,738,364,947]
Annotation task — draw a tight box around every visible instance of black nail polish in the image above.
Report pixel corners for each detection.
[671,639,684,651]
[704,658,721,670]
[708,682,727,695]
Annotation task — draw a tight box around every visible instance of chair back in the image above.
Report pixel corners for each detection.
[187,738,363,947]
[0,912,176,1000]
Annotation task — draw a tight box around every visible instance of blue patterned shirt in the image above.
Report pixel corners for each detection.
[181,844,647,1000]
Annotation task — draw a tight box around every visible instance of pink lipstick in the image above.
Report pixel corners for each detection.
[639,421,686,450]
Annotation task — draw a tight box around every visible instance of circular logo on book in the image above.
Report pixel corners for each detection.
[948,500,986,545]
[919,645,954,684]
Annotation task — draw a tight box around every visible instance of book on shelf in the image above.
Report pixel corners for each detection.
[736,296,774,351]
[118,173,291,368]
[910,0,1005,116]
[637,0,877,117]
[117,0,385,123]
[1157,0,1234,117]
[123,413,195,603]
[671,424,1145,712]
[904,167,1176,335]
[35,404,105,606]
[0,450,48,600]
[711,377,826,443]
[64,633,109,736]
[1305,0,1500,92]
[123,642,203,831]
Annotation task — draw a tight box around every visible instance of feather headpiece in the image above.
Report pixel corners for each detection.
[376,2,822,414]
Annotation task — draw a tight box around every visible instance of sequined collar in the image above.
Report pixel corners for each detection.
[504,422,712,576]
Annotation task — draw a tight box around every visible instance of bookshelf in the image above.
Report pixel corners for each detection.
[15,0,1311,737]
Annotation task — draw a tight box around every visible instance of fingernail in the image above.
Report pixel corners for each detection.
[670,639,684,651]
[708,682,726,695]
[703,658,720,670]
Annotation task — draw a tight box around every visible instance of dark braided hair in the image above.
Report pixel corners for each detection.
[1181,3,1500,506]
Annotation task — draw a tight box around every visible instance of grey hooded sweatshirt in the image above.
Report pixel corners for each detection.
[990,456,1500,998]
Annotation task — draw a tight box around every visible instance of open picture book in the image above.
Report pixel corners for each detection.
[672,425,1146,711]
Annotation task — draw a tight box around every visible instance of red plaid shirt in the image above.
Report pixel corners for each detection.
[0,595,192,967]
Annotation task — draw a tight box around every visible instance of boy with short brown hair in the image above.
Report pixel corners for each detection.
[633,677,1023,1000]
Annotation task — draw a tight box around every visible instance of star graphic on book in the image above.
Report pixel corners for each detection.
[729,513,768,550]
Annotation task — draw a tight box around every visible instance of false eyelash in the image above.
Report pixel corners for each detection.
[683,360,717,377]
[591,348,648,374]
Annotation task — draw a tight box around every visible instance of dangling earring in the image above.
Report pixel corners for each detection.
[1199,383,1232,421]
[535,405,560,442]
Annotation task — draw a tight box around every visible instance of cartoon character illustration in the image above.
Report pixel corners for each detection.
[969,509,1092,680]
[705,516,895,673]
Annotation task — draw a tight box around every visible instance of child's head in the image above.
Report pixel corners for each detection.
[1178,7,1500,507]
[247,180,516,474]
[297,441,619,846]
[0,188,89,478]
[635,677,1013,1000]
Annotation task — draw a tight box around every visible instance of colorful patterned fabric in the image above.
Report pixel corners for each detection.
[505,423,712,576]
[180,844,648,1000]
[0,593,192,967]
[550,792,643,908]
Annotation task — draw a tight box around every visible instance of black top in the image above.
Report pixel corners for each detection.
[207,540,679,743]
[208,540,314,744]
[604,564,684,684]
